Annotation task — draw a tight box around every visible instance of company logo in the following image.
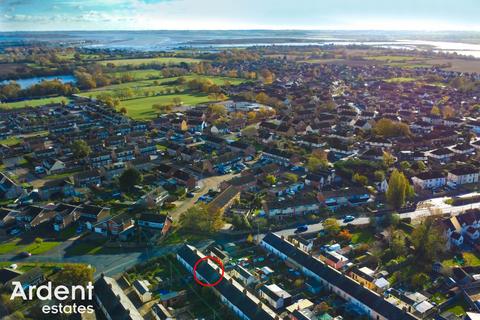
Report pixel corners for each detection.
[10,281,95,314]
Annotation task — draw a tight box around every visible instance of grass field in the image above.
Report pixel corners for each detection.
[0,237,61,255]
[80,75,245,120]
[385,77,418,83]
[121,93,212,119]
[107,69,163,80]
[0,136,21,146]
[0,96,70,109]
[99,57,204,66]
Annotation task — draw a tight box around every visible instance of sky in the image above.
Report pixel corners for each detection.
[0,0,480,31]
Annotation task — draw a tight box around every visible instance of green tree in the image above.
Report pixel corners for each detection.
[383,151,395,168]
[265,174,276,185]
[71,140,92,159]
[411,217,447,263]
[411,272,429,289]
[386,169,412,209]
[179,203,224,233]
[353,173,368,186]
[390,229,407,257]
[119,168,143,191]
[323,218,340,236]
[53,264,93,287]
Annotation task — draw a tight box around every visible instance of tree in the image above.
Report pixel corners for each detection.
[383,151,395,168]
[265,174,276,185]
[241,126,258,138]
[443,105,455,119]
[71,140,92,159]
[172,97,183,106]
[53,264,93,287]
[411,273,429,289]
[386,169,412,209]
[430,105,441,116]
[353,173,368,186]
[306,150,328,172]
[255,92,270,104]
[337,229,352,242]
[411,217,447,263]
[390,229,407,257]
[284,172,298,183]
[374,170,386,182]
[208,104,227,116]
[323,218,340,236]
[373,118,411,137]
[179,203,224,233]
[119,168,143,191]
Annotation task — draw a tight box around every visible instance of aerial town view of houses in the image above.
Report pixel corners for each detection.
[2,2,480,320]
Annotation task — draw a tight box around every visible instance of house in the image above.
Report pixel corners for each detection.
[319,187,371,210]
[447,167,479,187]
[304,170,336,190]
[137,213,168,229]
[319,251,349,270]
[94,274,143,320]
[259,283,292,309]
[133,279,152,303]
[53,203,82,231]
[152,303,174,320]
[16,205,56,229]
[261,148,298,167]
[171,169,197,190]
[261,197,320,218]
[4,267,45,291]
[261,233,417,320]
[73,169,102,187]
[80,204,111,230]
[108,213,135,236]
[42,158,66,175]
[0,207,18,227]
[176,244,279,320]
[0,172,24,200]
[38,178,75,200]
[207,186,240,214]
[412,171,446,190]
[427,148,454,163]
[291,236,313,253]
[0,268,22,288]
[136,187,169,208]
[232,265,257,286]
[349,267,389,293]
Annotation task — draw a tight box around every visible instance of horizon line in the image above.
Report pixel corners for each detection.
[2,28,480,33]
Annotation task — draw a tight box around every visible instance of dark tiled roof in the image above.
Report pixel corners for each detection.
[177,245,278,320]
[261,233,417,320]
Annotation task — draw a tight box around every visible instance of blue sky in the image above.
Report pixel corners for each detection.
[1,0,479,31]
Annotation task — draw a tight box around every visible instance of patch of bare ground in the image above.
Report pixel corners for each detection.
[426,58,480,73]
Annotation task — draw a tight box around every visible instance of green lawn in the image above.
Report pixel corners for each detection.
[385,77,418,83]
[107,69,164,80]
[23,241,61,255]
[0,96,70,109]
[79,75,245,120]
[443,252,480,267]
[351,229,375,244]
[444,299,470,317]
[0,238,60,255]
[366,55,418,62]
[0,238,22,254]
[99,57,204,66]
[121,93,212,120]
[0,136,21,146]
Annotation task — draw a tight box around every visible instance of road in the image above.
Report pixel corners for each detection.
[2,190,480,278]
[0,240,213,279]
[260,192,480,239]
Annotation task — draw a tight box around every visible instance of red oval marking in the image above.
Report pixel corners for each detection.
[193,255,225,287]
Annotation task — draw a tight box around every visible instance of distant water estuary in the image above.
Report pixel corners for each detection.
[0,75,76,89]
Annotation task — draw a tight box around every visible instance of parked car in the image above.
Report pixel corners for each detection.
[186,192,195,198]
[343,215,355,223]
[294,225,308,234]
[18,252,31,258]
